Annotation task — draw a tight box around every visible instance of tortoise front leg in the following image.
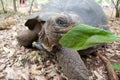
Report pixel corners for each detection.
[56,47,89,80]
[32,42,89,80]
[17,22,42,47]
[17,29,38,47]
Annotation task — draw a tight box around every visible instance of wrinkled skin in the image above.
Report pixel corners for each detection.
[17,0,109,79]
[38,14,82,51]
[56,47,89,80]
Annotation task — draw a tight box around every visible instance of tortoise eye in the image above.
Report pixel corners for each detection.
[56,17,68,27]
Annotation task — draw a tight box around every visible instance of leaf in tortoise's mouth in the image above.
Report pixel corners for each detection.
[59,24,120,51]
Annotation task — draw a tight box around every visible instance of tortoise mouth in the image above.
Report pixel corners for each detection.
[53,31,66,34]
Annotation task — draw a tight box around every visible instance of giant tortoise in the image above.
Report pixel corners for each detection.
[17,0,108,80]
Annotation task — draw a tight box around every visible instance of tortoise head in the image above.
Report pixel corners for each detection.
[24,13,82,51]
[38,13,83,52]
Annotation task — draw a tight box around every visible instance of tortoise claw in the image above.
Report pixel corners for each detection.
[32,42,45,51]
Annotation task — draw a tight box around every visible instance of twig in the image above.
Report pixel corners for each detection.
[0,0,7,13]
[96,52,118,80]
[29,0,34,15]
[111,7,115,18]
[111,0,116,7]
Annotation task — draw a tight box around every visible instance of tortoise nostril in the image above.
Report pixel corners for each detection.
[41,21,45,26]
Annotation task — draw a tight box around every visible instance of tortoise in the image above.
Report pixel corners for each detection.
[17,0,109,80]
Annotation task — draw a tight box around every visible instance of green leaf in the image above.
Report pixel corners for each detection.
[97,0,103,4]
[97,0,110,4]
[41,0,49,4]
[111,63,120,71]
[106,0,110,3]
[59,24,120,50]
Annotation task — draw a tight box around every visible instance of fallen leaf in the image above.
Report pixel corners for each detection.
[35,75,47,80]
[5,67,16,79]
[53,75,62,80]
[0,64,6,72]
[36,65,44,70]
[3,47,10,53]
[8,49,15,58]
[31,70,42,75]
[0,73,5,79]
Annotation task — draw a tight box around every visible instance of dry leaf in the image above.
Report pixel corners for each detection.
[31,70,42,75]
[0,64,6,71]
[35,75,47,80]
[5,67,16,79]
[3,47,10,53]
[36,65,44,70]
[53,75,62,80]
[0,73,5,79]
